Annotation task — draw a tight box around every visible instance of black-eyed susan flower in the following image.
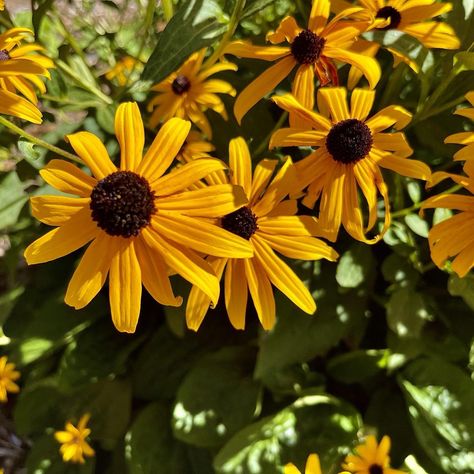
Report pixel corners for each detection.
[0,356,20,403]
[54,414,94,464]
[225,0,380,125]
[331,0,459,50]
[285,453,322,474]
[0,28,54,105]
[186,137,338,331]
[270,88,431,243]
[342,435,404,474]
[24,103,253,333]
[105,55,142,86]
[147,49,237,139]
[420,92,474,276]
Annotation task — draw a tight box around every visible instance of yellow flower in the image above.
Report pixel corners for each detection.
[420,92,474,277]
[331,0,460,50]
[177,130,215,163]
[105,55,142,86]
[0,0,4,10]
[225,0,381,125]
[0,356,20,403]
[270,88,431,243]
[24,103,253,333]
[54,413,95,464]
[186,137,338,331]
[147,49,237,138]
[0,28,54,104]
[285,453,322,474]
[342,435,405,474]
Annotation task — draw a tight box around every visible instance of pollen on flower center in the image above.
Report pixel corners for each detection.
[291,29,326,65]
[0,49,10,61]
[172,74,191,95]
[368,464,384,474]
[221,206,258,240]
[376,6,402,30]
[90,170,156,238]
[326,118,373,164]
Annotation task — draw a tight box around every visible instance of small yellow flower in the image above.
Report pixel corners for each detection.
[24,102,253,333]
[270,88,431,243]
[0,0,4,11]
[285,453,322,474]
[147,49,237,138]
[105,56,142,86]
[342,435,405,474]
[186,137,337,331]
[225,0,381,124]
[0,356,20,403]
[54,414,95,464]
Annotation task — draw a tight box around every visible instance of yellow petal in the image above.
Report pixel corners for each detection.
[266,16,302,44]
[422,194,474,212]
[258,215,321,236]
[40,159,96,197]
[445,132,474,145]
[137,117,191,182]
[306,454,322,474]
[401,21,460,49]
[291,65,315,128]
[451,241,474,277]
[109,239,142,333]
[317,87,350,122]
[54,431,74,443]
[249,159,278,206]
[373,132,413,157]
[377,154,431,181]
[0,89,42,124]
[308,0,330,33]
[65,234,114,310]
[30,196,90,226]
[225,258,248,330]
[115,102,144,171]
[229,137,252,196]
[365,105,412,133]
[151,214,253,258]
[224,40,290,61]
[350,88,375,121]
[67,132,117,179]
[253,235,316,314]
[234,56,296,124]
[24,207,97,264]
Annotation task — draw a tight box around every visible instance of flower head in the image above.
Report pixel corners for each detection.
[271,88,431,243]
[186,137,338,331]
[285,453,322,474]
[342,435,405,474]
[225,0,381,124]
[24,103,253,333]
[54,414,94,464]
[105,55,142,86]
[0,356,20,403]
[147,49,237,138]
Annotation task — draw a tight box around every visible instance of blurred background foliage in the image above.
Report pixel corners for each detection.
[0,0,474,473]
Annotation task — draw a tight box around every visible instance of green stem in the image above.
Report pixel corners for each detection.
[162,0,174,21]
[253,111,288,157]
[203,0,246,69]
[410,94,468,126]
[379,63,406,109]
[0,116,82,164]
[391,183,462,218]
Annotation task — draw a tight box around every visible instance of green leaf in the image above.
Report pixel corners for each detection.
[400,357,474,473]
[448,273,474,310]
[214,394,361,473]
[0,171,28,230]
[172,346,261,448]
[335,243,375,288]
[386,287,434,338]
[18,139,44,169]
[454,52,474,72]
[405,214,429,238]
[470,338,474,380]
[142,0,228,83]
[241,0,275,20]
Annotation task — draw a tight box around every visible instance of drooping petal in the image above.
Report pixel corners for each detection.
[137,117,191,182]
[40,159,96,197]
[422,194,474,212]
[229,137,253,196]
[365,105,412,133]
[109,239,142,333]
[65,234,114,310]
[234,55,296,124]
[115,102,144,171]
[266,16,302,44]
[401,21,460,49]
[24,207,97,264]
[225,258,248,330]
[67,132,117,179]
[377,154,431,181]
[373,132,413,157]
[0,89,42,123]
[30,196,90,226]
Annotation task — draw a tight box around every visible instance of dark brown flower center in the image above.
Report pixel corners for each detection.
[291,29,326,64]
[369,464,384,474]
[326,118,373,164]
[221,206,258,240]
[376,6,402,30]
[90,171,156,237]
[0,49,10,61]
[172,75,191,95]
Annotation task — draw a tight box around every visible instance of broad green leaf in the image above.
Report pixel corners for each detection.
[400,357,474,473]
[404,214,429,238]
[454,52,474,72]
[172,346,260,447]
[386,287,434,338]
[336,243,375,288]
[0,172,28,230]
[142,0,228,83]
[241,0,275,20]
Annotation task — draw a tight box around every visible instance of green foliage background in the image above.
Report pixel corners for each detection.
[1,0,474,473]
